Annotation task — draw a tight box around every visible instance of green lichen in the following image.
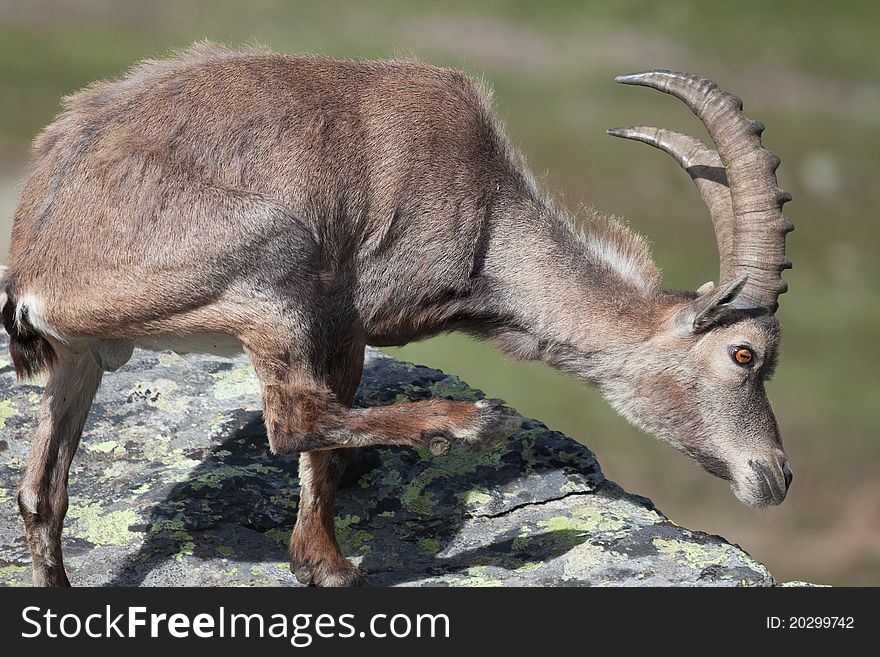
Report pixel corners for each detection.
[401,477,439,515]
[0,487,8,505]
[134,430,187,468]
[457,565,504,587]
[652,538,740,571]
[731,548,770,575]
[0,564,27,578]
[87,440,120,454]
[150,519,197,561]
[458,489,493,506]
[418,538,442,555]
[401,445,506,516]
[380,470,402,487]
[217,545,234,557]
[211,365,260,400]
[572,506,627,533]
[386,372,483,403]
[515,429,542,472]
[536,505,627,539]
[264,527,292,545]
[533,530,585,551]
[336,514,359,529]
[147,379,190,414]
[149,519,193,542]
[68,504,140,546]
[336,514,373,556]
[413,447,434,461]
[372,358,415,373]
[188,464,280,490]
[515,561,543,574]
[174,541,196,561]
[0,398,17,429]
[511,535,531,551]
[537,516,582,533]
[561,543,623,580]
[442,443,507,475]
[428,377,481,401]
[95,460,135,486]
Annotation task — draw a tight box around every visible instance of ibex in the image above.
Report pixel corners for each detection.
[1,44,793,587]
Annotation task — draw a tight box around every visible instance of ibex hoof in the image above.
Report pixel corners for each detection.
[32,566,72,588]
[428,436,452,456]
[468,398,522,451]
[291,557,366,587]
[292,563,314,585]
[318,563,367,587]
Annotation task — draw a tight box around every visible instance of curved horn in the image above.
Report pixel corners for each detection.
[613,70,793,313]
[607,126,736,286]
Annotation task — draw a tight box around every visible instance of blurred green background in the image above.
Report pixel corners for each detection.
[1,1,877,585]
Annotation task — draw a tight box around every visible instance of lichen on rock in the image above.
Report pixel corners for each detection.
[0,335,781,587]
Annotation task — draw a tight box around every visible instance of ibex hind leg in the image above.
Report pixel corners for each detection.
[18,343,103,586]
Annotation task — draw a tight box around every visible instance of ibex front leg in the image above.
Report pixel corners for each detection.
[246,340,521,587]
[287,339,366,587]
[18,344,103,586]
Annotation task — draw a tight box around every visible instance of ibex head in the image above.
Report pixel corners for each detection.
[606,71,794,507]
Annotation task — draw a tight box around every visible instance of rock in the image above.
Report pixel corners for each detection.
[0,334,778,587]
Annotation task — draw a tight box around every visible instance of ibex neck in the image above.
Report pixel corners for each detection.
[482,197,664,381]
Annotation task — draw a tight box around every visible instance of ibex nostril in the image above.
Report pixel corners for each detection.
[782,461,793,489]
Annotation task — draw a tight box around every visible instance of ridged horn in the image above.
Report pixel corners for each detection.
[607,126,736,286]
[612,70,793,313]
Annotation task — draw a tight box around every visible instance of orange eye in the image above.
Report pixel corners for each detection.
[733,348,753,365]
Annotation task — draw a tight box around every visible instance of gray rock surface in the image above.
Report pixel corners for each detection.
[0,334,778,586]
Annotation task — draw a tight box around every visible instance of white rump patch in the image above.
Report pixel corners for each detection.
[14,293,67,342]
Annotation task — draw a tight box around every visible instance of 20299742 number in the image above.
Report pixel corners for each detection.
[767,617,854,629]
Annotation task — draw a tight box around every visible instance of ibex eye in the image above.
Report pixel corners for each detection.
[731,347,753,365]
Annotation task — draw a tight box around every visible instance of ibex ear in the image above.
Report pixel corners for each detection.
[679,275,748,333]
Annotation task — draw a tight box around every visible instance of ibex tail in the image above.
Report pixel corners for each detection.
[1,270,56,379]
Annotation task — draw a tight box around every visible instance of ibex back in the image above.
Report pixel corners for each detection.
[1,43,793,587]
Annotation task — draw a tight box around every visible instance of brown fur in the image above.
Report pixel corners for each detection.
[1,44,791,587]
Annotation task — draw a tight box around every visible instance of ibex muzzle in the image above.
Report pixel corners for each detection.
[0,46,792,586]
